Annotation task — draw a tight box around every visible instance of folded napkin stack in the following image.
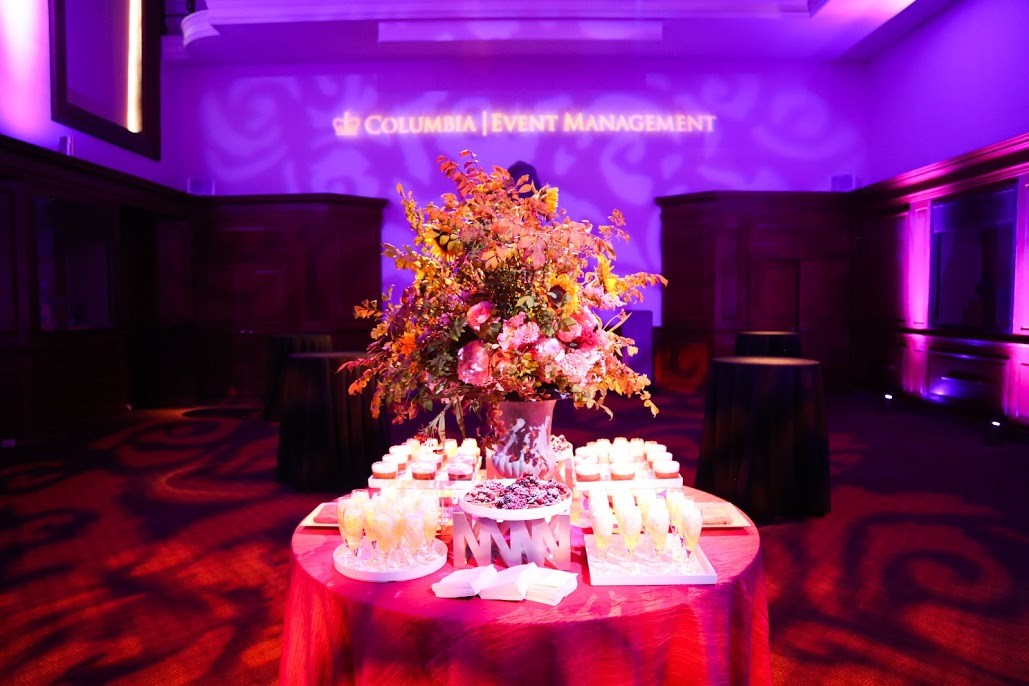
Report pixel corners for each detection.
[432,563,578,606]
[524,567,579,606]
[431,566,499,598]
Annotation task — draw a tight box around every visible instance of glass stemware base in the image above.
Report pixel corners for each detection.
[586,533,712,581]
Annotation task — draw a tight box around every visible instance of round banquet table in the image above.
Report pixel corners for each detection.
[280,488,772,686]
[733,331,802,358]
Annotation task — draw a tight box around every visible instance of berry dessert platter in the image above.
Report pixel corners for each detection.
[459,475,573,520]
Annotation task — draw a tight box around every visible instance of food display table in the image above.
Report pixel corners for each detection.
[280,487,771,686]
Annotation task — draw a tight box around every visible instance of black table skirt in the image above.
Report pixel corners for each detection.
[695,356,830,522]
[276,352,390,492]
[734,331,803,358]
[263,334,335,421]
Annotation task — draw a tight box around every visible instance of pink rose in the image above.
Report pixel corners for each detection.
[457,340,492,386]
[534,337,566,361]
[557,320,582,343]
[466,301,494,332]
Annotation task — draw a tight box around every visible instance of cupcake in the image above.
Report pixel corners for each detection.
[383,452,408,466]
[410,462,438,480]
[574,452,599,466]
[574,463,602,482]
[446,463,474,481]
[652,460,681,479]
[646,449,673,465]
[609,463,636,481]
[371,461,398,479]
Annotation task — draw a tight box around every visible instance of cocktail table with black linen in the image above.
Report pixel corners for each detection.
[276,351,390,492]
[696,356,830,522]
[733,331,802,358]
[279,487,771,686]
[264,333,335,421]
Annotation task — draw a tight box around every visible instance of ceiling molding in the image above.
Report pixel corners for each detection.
[202,0,811,23]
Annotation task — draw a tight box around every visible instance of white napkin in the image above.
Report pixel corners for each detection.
[431,565,498,599]
[477,563,538,602]
[524,567,578,606]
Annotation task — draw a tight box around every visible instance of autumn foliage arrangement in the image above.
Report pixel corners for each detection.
[345,150,666,436]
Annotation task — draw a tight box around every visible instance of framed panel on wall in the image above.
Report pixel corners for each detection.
[929,182,1017,334]
[49,0,161,159]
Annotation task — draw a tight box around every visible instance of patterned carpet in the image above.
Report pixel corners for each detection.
[0,391,1025,685]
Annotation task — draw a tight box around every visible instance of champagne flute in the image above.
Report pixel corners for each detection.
[592,508,615,569]
[375,510,399,567]
[421,499,440,547]
[682,502,703,572]
[618,505,643,571]
[645,499,670,565]
[341,503,364,560]
[402,510,425,565]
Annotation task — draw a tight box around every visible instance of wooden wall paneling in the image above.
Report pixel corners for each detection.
[31,333,129,432]
[1013,174,1029,335]
[0,354,23,438]
[321,202,388,340]
[0,187,17,337]
[925,346,1007,414]
[748,257,799,331]
[851,204,910,391]
[0,136,201,436]
[714,222,744,335]
[1016,355,1029,424]
[656,199,717,389]
[155,220,194,327]
[799,258,852,388]
[194,195,386,401]
[657,191,853,389]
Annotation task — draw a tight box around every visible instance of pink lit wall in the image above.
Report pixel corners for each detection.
[0,0,175,185]
[865,0,1029,184]
[164,58,870,324]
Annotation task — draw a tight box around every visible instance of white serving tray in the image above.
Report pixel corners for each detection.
[584,534,717,585]
[333,539,448,582]
[300,502,341,529]
[698,501,750,529]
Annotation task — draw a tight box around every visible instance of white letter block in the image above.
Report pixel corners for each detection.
[452,512,571,570]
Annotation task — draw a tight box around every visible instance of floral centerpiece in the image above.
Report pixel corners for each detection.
[345,151,665,478]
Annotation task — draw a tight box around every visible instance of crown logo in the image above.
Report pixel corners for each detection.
[332,111,362,137]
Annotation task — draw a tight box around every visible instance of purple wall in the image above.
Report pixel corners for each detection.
[165,58,869,323]
[866,0,1029,184]
[3,0,1027,324]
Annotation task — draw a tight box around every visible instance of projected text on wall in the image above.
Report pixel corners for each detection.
[333,110,717,137]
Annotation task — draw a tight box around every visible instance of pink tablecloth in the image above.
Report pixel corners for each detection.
[280,488,771,686]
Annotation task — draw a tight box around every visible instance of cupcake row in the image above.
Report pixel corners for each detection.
[371,436,483,483]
